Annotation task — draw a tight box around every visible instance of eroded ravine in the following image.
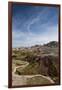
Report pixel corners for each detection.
[12,60,55,86]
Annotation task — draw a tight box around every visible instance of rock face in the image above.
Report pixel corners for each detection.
[38,55,59,77]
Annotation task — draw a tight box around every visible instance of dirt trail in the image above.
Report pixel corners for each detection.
[12,61,54,86]
[12,62,29,75]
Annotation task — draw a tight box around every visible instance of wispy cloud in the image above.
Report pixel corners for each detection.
[12,5,59,47]
[12,24,58,47]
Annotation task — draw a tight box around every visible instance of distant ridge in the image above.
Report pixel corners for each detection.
[13,41,58,49]
[43,41,58,47]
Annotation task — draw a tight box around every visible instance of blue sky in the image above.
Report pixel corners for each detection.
[12,4,59,48]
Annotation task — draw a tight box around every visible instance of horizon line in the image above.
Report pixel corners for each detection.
[12,40,58,48]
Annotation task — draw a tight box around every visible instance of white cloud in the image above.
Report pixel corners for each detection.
[12,9,58,48]
[12,24,58,48]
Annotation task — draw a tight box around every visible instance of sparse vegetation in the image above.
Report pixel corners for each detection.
[12,41,59,85]
[16,62,40,75]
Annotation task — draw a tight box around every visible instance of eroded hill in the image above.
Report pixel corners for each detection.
[12,41,59,84]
